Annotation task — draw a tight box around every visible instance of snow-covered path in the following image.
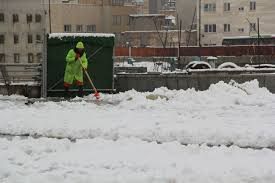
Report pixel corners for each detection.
[0,80,274,148]
[1,137,275,183]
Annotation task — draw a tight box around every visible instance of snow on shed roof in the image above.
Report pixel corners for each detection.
[49,33,115,39]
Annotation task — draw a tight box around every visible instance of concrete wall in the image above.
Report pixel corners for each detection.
[129,14,166,31]
[116,30,197,47]
[199,0,275,45]
[0,85,41,98]
[115,71,275,93]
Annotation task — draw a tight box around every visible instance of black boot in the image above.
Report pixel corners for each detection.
[64,86,71,99]
[78,85,84,97]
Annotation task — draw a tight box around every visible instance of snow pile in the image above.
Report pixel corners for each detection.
[1,137,275,183]
[0,80,274,148]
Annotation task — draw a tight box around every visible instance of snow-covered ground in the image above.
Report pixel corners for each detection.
[1,80,275,182]
[1,137,275,183]
[0,80,274,148]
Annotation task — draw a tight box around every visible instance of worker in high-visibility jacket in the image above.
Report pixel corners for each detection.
[64,41,88,97]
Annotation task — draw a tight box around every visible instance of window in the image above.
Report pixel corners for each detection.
[14,34,19,44]
[239,7,244,11]
[27,14,32,23]
[13,14,19,23]
[0,13,4,22]
[204,3,216,12]
[36,34,42,43]
[28,53,34,63]
[250,1,256,11]
[14,53,20,63]
[250,23,256,32]
[28,34,33,44]
[76,25,83,32]
[0,54,5,63]
[112,0,124,6]
[0,35,4,44]
[87,25,96,32]
[35,14,41,23]
[224,3,231,11]
[113,15,121,25]
[64,24,71,32]
[37,53,42,63]
[204,24,216,33]
[238,28,244,32]
[224,24,231,32]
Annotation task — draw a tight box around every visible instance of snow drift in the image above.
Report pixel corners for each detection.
[1,137,275,183]
[0,80,274,148]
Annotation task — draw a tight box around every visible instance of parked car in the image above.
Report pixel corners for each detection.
[218,62,240,69]
[186,61,212,70]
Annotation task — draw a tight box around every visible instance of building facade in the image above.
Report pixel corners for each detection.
[0,0,46,65]
[176,0,197,30]
[149,0,176,14]
[48,0,142,33]
[198,0,275,46]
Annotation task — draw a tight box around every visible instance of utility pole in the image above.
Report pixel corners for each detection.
[257,17,260,46]
[198,0,202,47]
[49,0,52,33]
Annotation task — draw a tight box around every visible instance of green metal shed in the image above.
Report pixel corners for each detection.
[44,33,115,97]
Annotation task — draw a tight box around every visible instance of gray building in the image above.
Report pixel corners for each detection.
[149,0,175,14]
[0,0,47,96]
[129,14,166,31]
[176,0,197,30]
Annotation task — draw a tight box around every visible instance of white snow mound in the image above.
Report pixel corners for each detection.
[0,80,274,148]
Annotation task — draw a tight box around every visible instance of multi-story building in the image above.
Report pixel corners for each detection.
[49,0,141,33]
[149,0,176,14]
[176,0,197,30]
[0,0,46,96]
[0,0,46,64]
[198,0,275,46]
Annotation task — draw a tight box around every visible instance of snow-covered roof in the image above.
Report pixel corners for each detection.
[207,56,218,60]
[123,30,197,33]
[49,33,115,39]
[165,15,174,18]
[129,14,165,17]
[223,34,275,39]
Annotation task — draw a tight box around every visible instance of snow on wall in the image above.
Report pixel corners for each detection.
[49,33,115,39]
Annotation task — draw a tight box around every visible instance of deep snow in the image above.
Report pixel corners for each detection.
[1,80,275,183]
[0,80,274,148]
[1,137,275,183]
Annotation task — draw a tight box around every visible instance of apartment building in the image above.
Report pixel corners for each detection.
[198,0,275,46]
[0,0,46,65]
[49,0,142,33]
[149,0,176,14]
